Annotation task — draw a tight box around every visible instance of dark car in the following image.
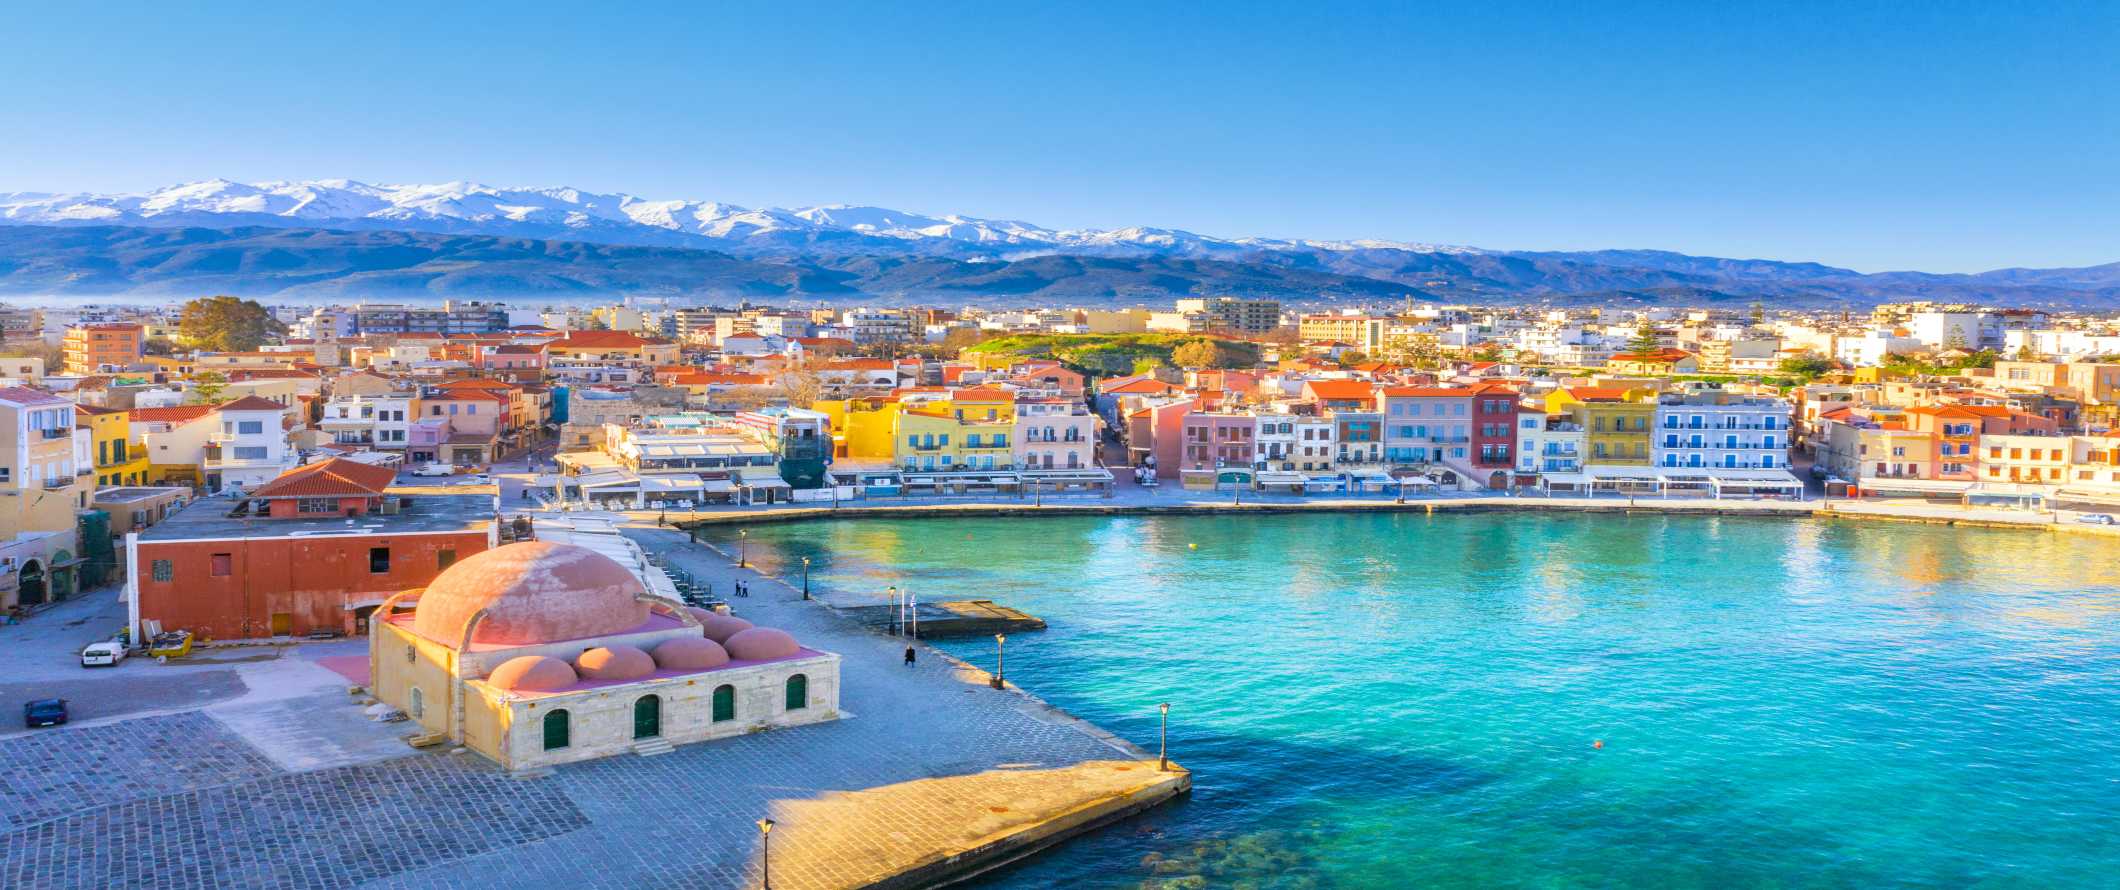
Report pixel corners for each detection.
[23,698,68,728]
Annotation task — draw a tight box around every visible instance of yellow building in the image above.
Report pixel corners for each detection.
[79,405,149,487]
[0,387,91,543]
[815,388,1020,471]
[1561,388,1655,465]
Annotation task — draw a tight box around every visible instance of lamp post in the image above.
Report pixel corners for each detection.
[991,633,1006,689]
[738,528,749,568]
[1158,702,1171,771]
[887,586,899,635]
[756,818,775,890]
[801,556,811,600]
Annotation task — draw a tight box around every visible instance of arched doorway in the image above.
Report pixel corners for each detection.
[1488,470,1509,490]
[17,559,46,607]
[633,695,661,739]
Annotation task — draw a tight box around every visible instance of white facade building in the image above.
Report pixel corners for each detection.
[1652,392,1791,470]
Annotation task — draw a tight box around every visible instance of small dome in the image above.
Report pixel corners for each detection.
[652,636,730,670]
[487,655,579,692]
[575,645,656,681]
[725,627,800,661]
[696,613,754,644]
[411,542,650,648]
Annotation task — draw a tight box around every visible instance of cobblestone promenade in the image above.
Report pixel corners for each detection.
[0,526,1179,889]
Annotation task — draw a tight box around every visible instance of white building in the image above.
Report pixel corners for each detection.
[1651,391,1791,471]
[1908,312,2000,351]
[205,396,297,492]
[1516,413,1585,475]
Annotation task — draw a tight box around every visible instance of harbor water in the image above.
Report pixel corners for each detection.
[712,513,2120,888]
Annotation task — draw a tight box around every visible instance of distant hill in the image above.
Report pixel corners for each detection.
[1,223,2117,308]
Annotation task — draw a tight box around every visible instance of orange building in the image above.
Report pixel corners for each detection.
[64,323,145,374]
[126,461,495,640]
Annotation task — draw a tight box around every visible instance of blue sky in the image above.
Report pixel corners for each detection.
[3,2,2115,272]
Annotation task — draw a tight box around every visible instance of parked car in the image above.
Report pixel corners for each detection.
[2077,513,2116,525]
[22,698,68,728]
[80,640,127,667]
[410,463,457,477]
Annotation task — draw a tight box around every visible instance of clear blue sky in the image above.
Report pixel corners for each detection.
[3,2,2115,273]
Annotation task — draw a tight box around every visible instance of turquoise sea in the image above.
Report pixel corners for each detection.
[714,513,2120,888]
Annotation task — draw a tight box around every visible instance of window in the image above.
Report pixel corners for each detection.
[438,549,457,571]
[542,709,571,750]
[785,674,809,711]
[409,686,425,719]
[712,684,736,722]
[296,498,336,514]
[151,559,172,582]
[237,420,264,435]
[232,446,268,460]
[370,547,391,573]
[210,553,233,576]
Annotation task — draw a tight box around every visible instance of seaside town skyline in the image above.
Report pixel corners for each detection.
[6,4,2119,889]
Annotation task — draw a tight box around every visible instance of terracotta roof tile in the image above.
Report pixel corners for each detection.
[245,457,397,500]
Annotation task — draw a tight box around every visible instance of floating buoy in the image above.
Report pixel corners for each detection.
[1188,543,1198,550]
[1593,740,1604,750]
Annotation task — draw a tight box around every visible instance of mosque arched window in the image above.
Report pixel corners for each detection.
[785,674,809,711]
[712,685,736,722]
[543,709,571,750]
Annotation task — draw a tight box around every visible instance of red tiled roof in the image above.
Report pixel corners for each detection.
[1378,386,1475,398]
[217,396,288,412]
[1303,379,1374,400]
[0,386,66,406]
[553,330,669,349]
[1565,387,1634,402]
[246,457,395,500]
[130,404,216,424]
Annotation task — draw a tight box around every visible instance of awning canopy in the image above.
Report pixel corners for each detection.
[735,467,791,489]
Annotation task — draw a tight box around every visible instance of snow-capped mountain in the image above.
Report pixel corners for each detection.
[0,178,1481,260]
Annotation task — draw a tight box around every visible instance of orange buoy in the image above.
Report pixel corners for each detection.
[1593,740,1604,750]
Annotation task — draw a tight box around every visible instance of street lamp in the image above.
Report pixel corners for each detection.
[887,586,899,635]
[801,556,811,600]
[756,818,775,890]
[1158,702,1171,771]
[738,528,749,568]
[991,633,1006,689]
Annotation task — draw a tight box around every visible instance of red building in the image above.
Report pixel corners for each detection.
[1468,383,1525,482]
[126,459,495,640]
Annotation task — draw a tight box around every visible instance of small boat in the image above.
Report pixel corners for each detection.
[148,630,193,658]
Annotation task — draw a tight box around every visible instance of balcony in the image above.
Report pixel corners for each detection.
[41,477,70,490]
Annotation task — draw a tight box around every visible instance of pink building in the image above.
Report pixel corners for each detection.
[1180,412,1257,473]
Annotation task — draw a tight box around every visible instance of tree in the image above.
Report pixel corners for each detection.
[941,327,992,355]
[1170,339,1220,369]
[178,296,285,352]
[1336,351,1369,367]
[1625,321,1661,353]
[1750,301,1766,324]
[1777,356,1833,380]
[188,369,229,404]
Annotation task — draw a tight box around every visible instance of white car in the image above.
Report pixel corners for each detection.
[81,641,127,668]
[2077,513,2116,526]
[410,463,457,478]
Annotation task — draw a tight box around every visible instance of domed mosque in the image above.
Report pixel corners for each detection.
[369,541,840,770]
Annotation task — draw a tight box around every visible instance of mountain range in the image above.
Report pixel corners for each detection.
[2,179,2117,307]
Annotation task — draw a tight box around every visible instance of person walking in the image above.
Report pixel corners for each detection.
[904,644,916,668]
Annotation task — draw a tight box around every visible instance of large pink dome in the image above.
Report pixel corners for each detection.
[725,627,800,660]
[575,645,655,681]
[696,613,754,644]
[487,655,579,692]
[652,636,730,670]
[411,542,650,648]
